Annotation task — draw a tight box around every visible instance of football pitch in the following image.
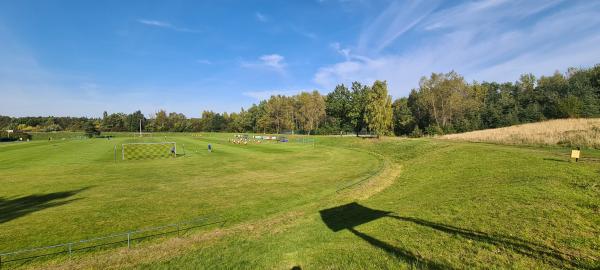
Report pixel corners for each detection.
[1,134,599,269]
[0,133,380,260]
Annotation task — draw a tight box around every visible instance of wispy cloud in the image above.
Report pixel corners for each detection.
[137,19,200,33]
[291,25,318,40]
[137,19,171,28]
[315,0,600,98]
[255,12,268,23]
[357,0,440,54]
[241,54,287,74]
[330,42,351,60]
[196,59,212,64]
[260,54,285,70]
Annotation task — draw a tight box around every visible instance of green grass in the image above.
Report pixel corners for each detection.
[1,134,599,269]
[0,134,379,254]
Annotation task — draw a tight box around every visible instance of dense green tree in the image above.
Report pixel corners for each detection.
[297,91,326,134]
[83,121,100,138]
[153,110,169,132]
[325,84,353,132]
[199,111,216,131]
[349,82,369,135]
[169,112,188,132]
[126,110,146,132]
[417,71,470,133]
[364,80,393,136]
[392,97,415,136]
[0,116,11,130]
[260,95,294,133]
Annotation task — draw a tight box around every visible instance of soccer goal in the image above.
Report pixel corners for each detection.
[121,142,176,160]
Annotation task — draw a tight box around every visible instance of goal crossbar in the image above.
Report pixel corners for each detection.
[122,142,176,145]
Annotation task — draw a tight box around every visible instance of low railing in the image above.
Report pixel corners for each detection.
[0,215,225,268]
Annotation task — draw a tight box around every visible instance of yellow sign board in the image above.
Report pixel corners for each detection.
[571,150,581,159]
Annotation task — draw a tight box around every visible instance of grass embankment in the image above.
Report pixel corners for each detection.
[441,118,600,149]
[1,133,599,269]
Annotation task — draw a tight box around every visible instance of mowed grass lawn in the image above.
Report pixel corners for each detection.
[0,134,379,254]
[1,134,599,269]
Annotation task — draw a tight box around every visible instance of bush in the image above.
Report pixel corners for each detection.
[84,122,101,138]
[425,125,444,136]
[409,126,423,138]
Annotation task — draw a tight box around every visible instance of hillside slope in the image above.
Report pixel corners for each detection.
[441,118,600,149]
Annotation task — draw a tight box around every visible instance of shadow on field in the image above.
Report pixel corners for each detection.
[319,203,453,269]
[388,215,589,269]
[320,203,589,270]
[0,187,89,224]
[542,157,568,163]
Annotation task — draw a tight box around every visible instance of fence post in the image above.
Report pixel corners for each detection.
[127,232,131,248]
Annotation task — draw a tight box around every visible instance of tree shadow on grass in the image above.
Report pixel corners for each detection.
[319,203,454,269]
[388,215,591,270]
[0,187,89,224]
[542,157,569,163]
[320,202,590,270]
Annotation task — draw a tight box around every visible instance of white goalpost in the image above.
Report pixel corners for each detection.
[121,142,177,160]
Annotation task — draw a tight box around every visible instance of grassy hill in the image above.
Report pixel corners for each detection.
[1,134,599,269]
[441,118,600,149]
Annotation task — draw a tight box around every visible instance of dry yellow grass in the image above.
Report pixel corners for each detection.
[441,118,600,148]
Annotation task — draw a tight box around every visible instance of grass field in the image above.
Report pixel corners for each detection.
[1,133,599,269]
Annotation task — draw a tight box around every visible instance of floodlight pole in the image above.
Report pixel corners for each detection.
[139,119,142,137]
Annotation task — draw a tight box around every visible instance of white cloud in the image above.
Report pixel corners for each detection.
[241,54,287,74]
[314,0,600,98]
[138,19,172,28]
[137,19,200,33]
[255,12,268,23]
[260,54,285,70]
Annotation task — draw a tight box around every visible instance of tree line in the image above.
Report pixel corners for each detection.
[1,64,599,137]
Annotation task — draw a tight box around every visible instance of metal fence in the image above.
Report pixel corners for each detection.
[0,215,225,268]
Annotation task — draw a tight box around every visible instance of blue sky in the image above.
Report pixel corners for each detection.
[1,0,599,117]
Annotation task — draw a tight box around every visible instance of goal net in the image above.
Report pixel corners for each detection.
[122,142,176,160]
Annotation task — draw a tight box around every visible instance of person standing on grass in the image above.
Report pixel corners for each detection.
[171,146,176,156]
